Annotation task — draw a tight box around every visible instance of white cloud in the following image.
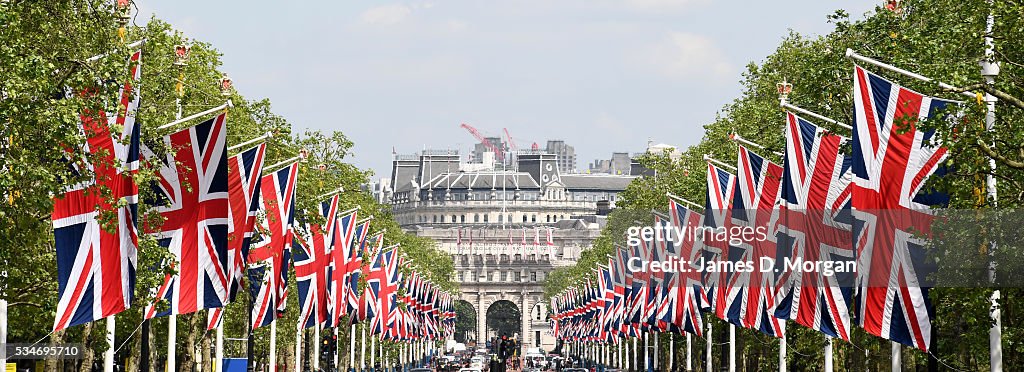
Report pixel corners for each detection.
[636,32,732,80]
[358,4,413,26]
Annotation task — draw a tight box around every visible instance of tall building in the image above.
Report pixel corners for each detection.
[388,149,634,349]
[544,140,577,174]
[472,137,505,164]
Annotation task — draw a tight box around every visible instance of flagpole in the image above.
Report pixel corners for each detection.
[228,132,273,152]
[168,315,176,372]
[361,325,367,371]
[158,101,233,130]
[313,325,320,372]
[653,332,659,371]
[632,337,637,372]
[703,155,737,172]
[779,322,786,372]
[729,324,736,372]
[371,335,376,370]
[333,327,339,372]
[824,337,833,372]
[845,49,976,100]
[270,319,277,372]
[891,342,900,372]
[350,323,357,371]
[216,321,224,372]
[294,329,302,372]
[705,322,711,372]
[104,315,115,372]
[779,101,852,131]
[981,3,1003,372]
[686,333,691,371]
[0,299,6,371]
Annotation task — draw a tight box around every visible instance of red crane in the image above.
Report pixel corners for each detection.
[460,123,505,161]
[503,128,518,152]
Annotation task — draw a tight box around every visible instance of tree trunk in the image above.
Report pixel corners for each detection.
[44,329,65,372]
[202,331,212,372]
[78,322,94,372]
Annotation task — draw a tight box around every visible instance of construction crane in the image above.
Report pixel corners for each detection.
[460,123,505,161]
[503,128,518,152]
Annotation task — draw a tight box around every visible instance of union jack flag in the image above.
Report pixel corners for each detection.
[208,142,266,330]
[667,200,706,336]
[341,217,369,323]
[356,232,385,323]
[774,112,855,341]
[294,196,340,329]
[701,163,736,321]
[248,264,275,329]
[144,113,230,319]
[52,50,141,331]
[851,65,952,351]
[729,146,785,337]
[248,162,299,318]
[326,209,357,325]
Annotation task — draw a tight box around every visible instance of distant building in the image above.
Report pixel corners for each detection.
[544,140,577,174]
[588,152,631,175]
[472,137,505,164]
[387,148,634,349]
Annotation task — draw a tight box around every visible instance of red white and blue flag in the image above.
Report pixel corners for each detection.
[144,113,230,319]
[356,232,385,323]
[664,202,706,336]
[729,145,785,337]
[774,112,855,341]
[701,163,736,321]
[248,162,299,324]
[851,65,952,351]
[327,209,357,325]
[52,50,141,331]
[294,196,340,329]
[208,142,266,330]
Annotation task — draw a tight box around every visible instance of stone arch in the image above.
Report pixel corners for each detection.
[486,300,522,340]
[453,300,477,343]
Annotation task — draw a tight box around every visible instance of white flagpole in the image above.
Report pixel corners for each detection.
[104,316,115,372]
[0,299,6,370]
[333,327,339,371]
[729,325,736,372]
[361,325,367,371]
[779,322,787,372]
[215,321,224,372]
[669,333,674,372]
[370,336,376,369]
[168,315,176,372]
[294,329,302,372]
[824,337,833,372]
[653,332,659,371]
[626,338,634,372]
[644,333,649,371]
[350,325,357,371]
[157,101,233,130]
[891,342,901,372]
[981,4,1003,372]
[270,319,277,372]
[686,333,692,371]
[313,325,320,372]
[705,322,712,372]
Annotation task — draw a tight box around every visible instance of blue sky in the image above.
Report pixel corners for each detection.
[139,0,878,179]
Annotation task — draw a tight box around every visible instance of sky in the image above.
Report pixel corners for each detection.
[138,0,878,179]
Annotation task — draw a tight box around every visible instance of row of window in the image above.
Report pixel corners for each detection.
[419,213,569,224]
[457,254,553,264]
[457,271,542,282]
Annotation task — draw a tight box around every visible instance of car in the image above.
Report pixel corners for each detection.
[562,369,589,372]
[459,369,482,372]
[410,369,432,372]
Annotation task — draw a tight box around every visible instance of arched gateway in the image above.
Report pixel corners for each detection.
[386,149,636,350]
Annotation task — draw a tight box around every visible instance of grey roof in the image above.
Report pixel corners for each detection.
[559,174,635,191]
[422,172,540,190]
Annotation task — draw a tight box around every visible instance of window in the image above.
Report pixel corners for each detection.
[458,272,463,281]
[433,215,437,223]
[452,215,458,223]
[531,272,538,281]
[498,214,504,223]
[483,214,489,223]
[474,214,479,223]
[501,271,508,281]
[522,215,528,223]
[461,215,466,223]
[531,215,537,223]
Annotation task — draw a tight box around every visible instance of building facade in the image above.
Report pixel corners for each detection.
[388,149,634,350]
